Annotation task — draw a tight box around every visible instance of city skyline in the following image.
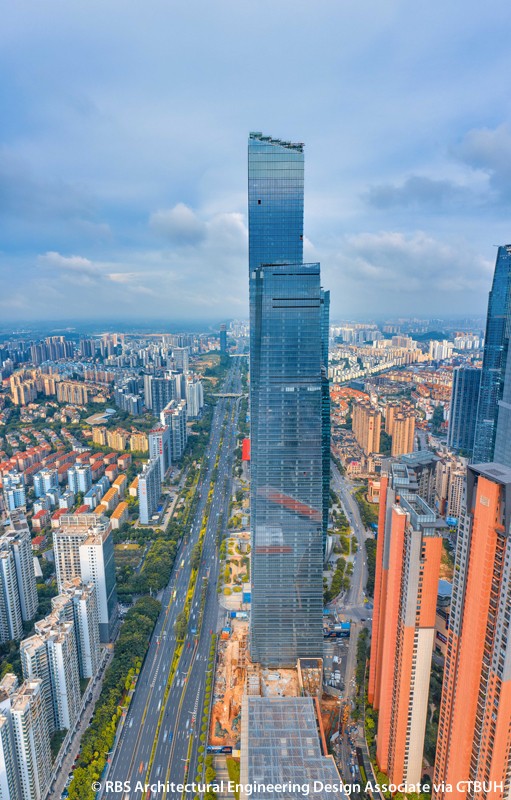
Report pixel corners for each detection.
[2,2,511,321]
[3,1,511,794]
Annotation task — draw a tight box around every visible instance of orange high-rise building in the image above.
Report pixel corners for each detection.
[434,463,511,800]
[352,399,381,455]
[385,402,399,436]
[369,461,443,787]
[391,410,416,457]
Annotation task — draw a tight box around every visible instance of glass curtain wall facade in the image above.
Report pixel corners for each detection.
[248,132,304,271]
[494,345,511,468]
[248,132,324,666]
[473,245,511,463]
[249,263,324,666]
[447,367,481,456]
[321,289,331,550]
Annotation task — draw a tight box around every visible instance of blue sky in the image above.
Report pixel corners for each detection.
[1,0,511,322]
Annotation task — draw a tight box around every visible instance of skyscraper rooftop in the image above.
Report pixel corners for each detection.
[249,132,304,151]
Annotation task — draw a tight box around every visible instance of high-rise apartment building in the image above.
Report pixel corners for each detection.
[67,464,92,495]
[129,431,148,453]
[447,367,481,456]
[2,469,25,496]
[173,346,190,373]
[385,402,399,436]
[21,615,81,732]
[391,409,416,457]
[79,338,97,358]
[369,461,443,787]
[184,375,204,419]
[446,467,465,520]
[92,426,108,446]
[138,459,162,524]
[114,386,143,415]
[33,468,59,498]
[10,679,52,800]
[219,324,227,352]
[172,371,186,401]
[3,511,38,622]
[352,398,381,455]
[429,340,454,361]
[53,514,117,642]
[248,132,324,666]
[9,372,38,406]
[4,486,27,511]
[143,373,153,407]
[0,706,19,800]
[434,463,511,800]
[400,450,439,510]
[0,512,38,643]
[56,380,88,405]
[106,428,130,451]
[0,674,21,800]
[160,399,187,460]
[38,616,80,730]
[51,579,100,679]
[2,471,26,511]
[30,336,73,365]
[0,548,23,643]
[148,426,171,479]
[144,374,176,415]
[19,634,54,735]
[473,245,511,463]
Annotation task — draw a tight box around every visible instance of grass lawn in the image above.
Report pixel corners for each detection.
[114,543,142,568]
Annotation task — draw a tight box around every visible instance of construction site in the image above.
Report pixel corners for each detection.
[209,619,342,748]
[210,618,249,748]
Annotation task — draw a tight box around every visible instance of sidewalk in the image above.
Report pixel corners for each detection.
[96,680,137,799]
[44,647,113,800]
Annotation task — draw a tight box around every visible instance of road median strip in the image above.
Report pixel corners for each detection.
[144,404,232,782]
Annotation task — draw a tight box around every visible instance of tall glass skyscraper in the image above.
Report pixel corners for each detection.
[494,346,511,467]
[248,132,304,271]
[473,244,511,464]
[248,132,325,666]
[321,289,331,550]
[447,367,481,456]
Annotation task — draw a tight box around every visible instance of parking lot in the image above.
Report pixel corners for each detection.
[323,637,349,692]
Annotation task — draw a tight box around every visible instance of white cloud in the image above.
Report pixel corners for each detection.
[149,203,207,245]
[2,0,511,320]
[456,123,511,201]
[322,231,494,317]
[365,175,477,210]
[38,251,102,275]
[106,272,138,283]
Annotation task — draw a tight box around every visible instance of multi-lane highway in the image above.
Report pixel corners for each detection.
[330,460,380,796]
[102,361,242,799]
[330,461,369,617]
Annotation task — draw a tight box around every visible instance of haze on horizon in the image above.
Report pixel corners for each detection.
[1,0,510,323]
